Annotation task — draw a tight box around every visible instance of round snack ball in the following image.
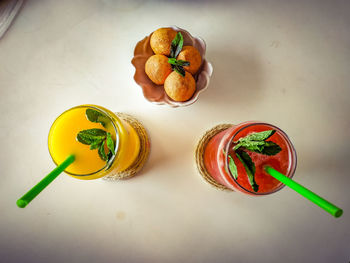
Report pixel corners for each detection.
[177,46,202,75]
[150,28,177,56]
[145,54,172,85]
[164,71,196,102]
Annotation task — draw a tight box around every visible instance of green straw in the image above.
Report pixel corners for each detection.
[17,154,75,208]
[264,166,343,218]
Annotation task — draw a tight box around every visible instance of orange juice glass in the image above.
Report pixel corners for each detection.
[48,105,140,180]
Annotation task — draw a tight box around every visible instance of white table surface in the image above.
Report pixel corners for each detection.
[1,0,349,262]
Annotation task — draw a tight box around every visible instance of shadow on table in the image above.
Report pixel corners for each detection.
[129,117,190,178]
[199,48,264,110]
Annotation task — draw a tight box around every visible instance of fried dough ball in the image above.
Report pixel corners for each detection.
[150,28,177,56]
[145,54,172,85]
[164,71,196,102]
[176,46,202,75]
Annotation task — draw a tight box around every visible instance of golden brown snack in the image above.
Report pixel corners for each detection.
[150,28,177,56]
[164,71,196,101]
[145,54,172,85]
[176,46,202,75]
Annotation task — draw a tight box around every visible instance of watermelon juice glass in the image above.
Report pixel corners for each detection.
[204,122,297,195]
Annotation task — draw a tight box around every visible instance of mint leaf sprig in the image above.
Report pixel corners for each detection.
[233,130,281,155]
[168,32,190,77]
[77,128,115,161]
[226,130,282,192]
[236,150,258,192]
[170,32,184,58]
[168,58,190,67]
[86,108,109,128]
[168,57,190,77]
[76,109,116,163]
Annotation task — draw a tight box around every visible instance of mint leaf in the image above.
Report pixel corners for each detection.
[233,143,241,151]
[174,32,184,58]
[107,151,113,162]
[236,150,259,192]
[169,57,188,77]
[168,58,190,67]
[173,65,186,77]
[233,129,281,155]
[260,141,282,155]
[170,32,184,58]
[77,129,106,145]
[238,130,276,143]
[236,140,281,156]
[76,127,115,162]
[98,141,107,161]
[90,140,103,150]
[228,154,238,179]
[168,58,177,64]
[86,109,108,128]
[233,140,266,151]
[86,108,101,122]
[176,60,190,66]
[170,33,181,58]
[106,132,115,155]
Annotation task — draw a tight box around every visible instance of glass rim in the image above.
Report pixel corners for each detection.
[48,105,119,177]
[224,122,297,195]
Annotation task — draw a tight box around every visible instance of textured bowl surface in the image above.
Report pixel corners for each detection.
[131,26,213,107]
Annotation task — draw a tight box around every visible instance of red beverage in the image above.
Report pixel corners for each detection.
[204,122,297,195]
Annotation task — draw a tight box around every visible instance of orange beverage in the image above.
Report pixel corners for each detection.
[48,105,140,180]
